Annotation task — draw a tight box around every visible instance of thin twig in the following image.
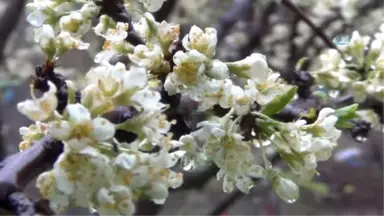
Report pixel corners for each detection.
[287,14,301,71]
[296,14,341,59]
[280,0,344,57]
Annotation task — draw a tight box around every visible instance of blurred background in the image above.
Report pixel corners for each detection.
[0,0,383,215]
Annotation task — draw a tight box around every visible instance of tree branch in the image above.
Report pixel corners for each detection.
[97,0,145,45]
[280,0,344,57]
[0,136,62,215]
[296,14,341,60]
[154,0,178,21]
[0,0,26,62]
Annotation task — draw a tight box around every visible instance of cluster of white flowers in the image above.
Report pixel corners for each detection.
[26,0,99,60]
[17,0,345,215]
[19,121,48,151]
[312,24,384,103]
[270,108,341,181]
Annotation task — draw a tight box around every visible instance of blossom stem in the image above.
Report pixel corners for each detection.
[251,111,282,126]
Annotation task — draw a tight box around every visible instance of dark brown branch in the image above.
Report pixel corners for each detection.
[287,14,300,71]
[0,0,26,62]
[97,0,145,45]
[209,190,243,216]
[0,136,62,194]
[296,14,341,60]
[0,106,138,215]
[0,136,62,215]
[154,0,178,21]
[6,192,38,216]
[280,0,344,57]
[134,200,163,216]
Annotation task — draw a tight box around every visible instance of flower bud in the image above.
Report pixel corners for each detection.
[148,182,169,201]
[59,11,91,36]
[273,176,299,203]
[34,25,56,59]
[226,53,270,80]
[206,59,229,80]
[182,25,217,58]
[80,2,100,18]
[138,0,167,12]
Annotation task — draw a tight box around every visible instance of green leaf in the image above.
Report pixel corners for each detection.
[335,120,354,129]
[335,103,359,121]
[261,86,298,116]
[300,108,317,119]
[295,57,309,71]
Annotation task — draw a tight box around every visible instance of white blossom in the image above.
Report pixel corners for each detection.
[273,176,299,203]
[94,15,129,42]
[182,25,218,58]
[17,81,58,121]
[96,186,135,216]
[129,44,164,71]
[19,122,48,151]
[226,53,271,80]
[172,50,207,85]
[59,11,91,36]
[48,103,115,150]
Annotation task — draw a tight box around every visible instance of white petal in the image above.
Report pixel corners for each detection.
[48,121,71,140]
[66,103,91,124]
[114,153,137,170]
[91,117,115,141]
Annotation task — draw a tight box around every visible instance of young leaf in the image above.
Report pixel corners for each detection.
[295,57,309,71]
[335,120,354,129]
[261,86,298,116]
[335,104,359,121]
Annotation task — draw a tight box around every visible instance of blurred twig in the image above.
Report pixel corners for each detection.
[280,0,344,58]
[0,0,26,63]
[287,14,300,71]
[296,14,341,60]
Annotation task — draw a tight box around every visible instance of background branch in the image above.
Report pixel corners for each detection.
[280,0,343,57]
[0,0,26,63]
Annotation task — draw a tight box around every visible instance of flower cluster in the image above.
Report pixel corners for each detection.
[27,0,99,60]
[311,24,384,102]
[17,0,346,215]
[19,122,48,151]
[270,108,341,181]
